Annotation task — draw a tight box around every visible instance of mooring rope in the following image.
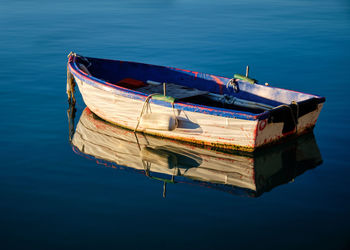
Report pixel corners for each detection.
[67,100,76,143]
[134,93,161,132]
[134,92,177,132]
[273,101,299,133]
[66,65,76,105]
[226,78,239,93]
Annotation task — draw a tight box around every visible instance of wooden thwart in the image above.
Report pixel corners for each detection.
[137,82,208,99]
[138,81,273,110]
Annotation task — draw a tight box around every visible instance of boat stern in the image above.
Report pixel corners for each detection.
[255,97,325,148]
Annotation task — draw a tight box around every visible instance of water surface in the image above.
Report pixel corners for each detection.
[1,0,349,249]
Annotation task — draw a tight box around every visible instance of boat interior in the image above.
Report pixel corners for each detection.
[74,56,324,115]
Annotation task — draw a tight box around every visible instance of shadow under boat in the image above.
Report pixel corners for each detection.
[68,106,323,198]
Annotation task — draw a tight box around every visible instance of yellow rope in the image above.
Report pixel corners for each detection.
[133,93,177,132]
[134,93,160,132]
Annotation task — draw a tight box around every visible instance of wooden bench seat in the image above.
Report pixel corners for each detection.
[137,83,208,99]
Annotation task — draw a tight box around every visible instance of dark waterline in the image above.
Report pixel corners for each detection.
[1,0,349,249]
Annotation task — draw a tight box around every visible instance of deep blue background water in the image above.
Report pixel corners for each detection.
[1,0,350,249]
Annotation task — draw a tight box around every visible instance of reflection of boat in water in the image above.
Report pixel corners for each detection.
[70,107,323,197]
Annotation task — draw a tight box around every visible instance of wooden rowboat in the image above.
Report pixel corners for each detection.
[67,52,325,152]
[70,107,323,197]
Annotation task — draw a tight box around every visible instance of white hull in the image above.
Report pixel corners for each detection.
[74,76,323,151]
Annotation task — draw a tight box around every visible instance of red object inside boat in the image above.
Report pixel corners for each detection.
[117,78,146,89]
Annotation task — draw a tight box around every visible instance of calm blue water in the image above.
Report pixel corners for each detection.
[1,0,350,249]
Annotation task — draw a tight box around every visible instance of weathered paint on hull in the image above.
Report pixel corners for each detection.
[73,75,322,152]
[75,77,258,151]
[256,103,323,147]
[67,53,324,152]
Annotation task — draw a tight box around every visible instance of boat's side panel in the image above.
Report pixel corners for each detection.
[69,61,259,121]
[255,103,323,147]
[74,76,258,151]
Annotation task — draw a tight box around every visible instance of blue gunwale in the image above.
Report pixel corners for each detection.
[68,54,325,121]
[69,60,259,121]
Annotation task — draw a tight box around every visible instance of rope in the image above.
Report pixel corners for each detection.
[66,65,76,105]
[292,100,299,122]
[134,93,160,132]
[142,160,151,177]
[134,93,177,132]
[67,100,76,143]
[171,102,178,125]
[273,101,299,133]
[226,78,239,93]
[66,52,77,105]
[134,128,179,198]
[67,51,76,59]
